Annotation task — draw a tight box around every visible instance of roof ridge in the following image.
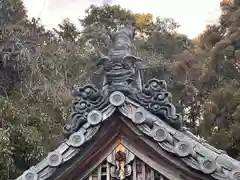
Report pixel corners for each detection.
[16,89,240,180]
[16,23,240,180]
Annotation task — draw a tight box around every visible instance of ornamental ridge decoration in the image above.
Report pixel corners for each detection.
[16,22,240,180]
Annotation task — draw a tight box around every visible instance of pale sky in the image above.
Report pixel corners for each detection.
[22,0,222,38]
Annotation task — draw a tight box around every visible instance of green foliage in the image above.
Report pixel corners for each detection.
[80,5,191,59]
[200,83,240,155]
[0,37,99,179]
[188,0,240,157]
[220,0,240,34]
[54,18,80,42]
[0,3,193,178]
[79,4,156,51]
[80,4,133,32]
[2,0,240,179]
[198,25,222,50]
[0,2,98,178]
[0,0,27,26]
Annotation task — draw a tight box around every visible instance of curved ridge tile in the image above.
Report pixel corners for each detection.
[15,22,240,180]
[16,85,116,180]
[129,78,182,130]
[118,96,240,180]
[63,84,111,137]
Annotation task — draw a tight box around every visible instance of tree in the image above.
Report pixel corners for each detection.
[80,5,132,32]
[80,4,192,59]
[137,17,192,59]
[54,18,80,42]
[133,13,153,34]
[198,24,222,50]
[196,0,240,158]
[79,4,155,51]
[5,2,239,179]
[219,0,240,34]
[0,0,27,97]
[0,0,27,26]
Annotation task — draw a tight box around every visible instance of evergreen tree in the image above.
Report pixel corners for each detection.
[54,18,80,42]
[0,0,27,26]
[195,0,240,158]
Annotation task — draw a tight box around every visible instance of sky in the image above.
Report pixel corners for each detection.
[22,0,222,38]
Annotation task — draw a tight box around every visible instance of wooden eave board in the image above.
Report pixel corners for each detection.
[119,117,213,180]
[48,116,119,180]
[48,114,213,180]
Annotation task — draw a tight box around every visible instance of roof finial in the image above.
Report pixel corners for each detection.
[96,18,144,93]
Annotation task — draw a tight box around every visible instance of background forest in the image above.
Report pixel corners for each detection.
[0,0,239,179]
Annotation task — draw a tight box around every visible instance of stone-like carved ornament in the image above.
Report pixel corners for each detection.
[15,22,240,180]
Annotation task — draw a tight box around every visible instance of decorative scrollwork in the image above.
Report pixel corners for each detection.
[119,98,240,180]
[15,22,240,180]
[130,78,182,130]
[63,84,109,137]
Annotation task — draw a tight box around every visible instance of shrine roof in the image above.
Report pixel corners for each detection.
[16,22,240,180]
